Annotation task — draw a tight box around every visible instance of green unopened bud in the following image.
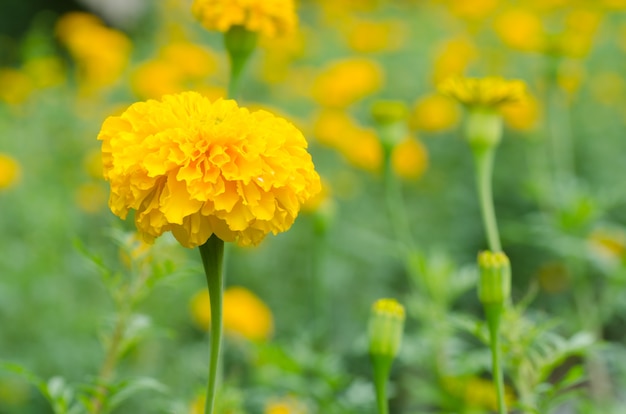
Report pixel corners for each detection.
[465,108,503,152]
[477,251,511,305]
[368,298,405,358]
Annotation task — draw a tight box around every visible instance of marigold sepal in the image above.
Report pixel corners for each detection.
[466,108,503,153]
[368,298,405,414]
[478,250,511,305]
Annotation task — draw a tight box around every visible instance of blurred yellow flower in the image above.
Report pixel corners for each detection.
[98,91,321,248]
[344,18,407,54]
[432,36,478,84]
[22,56,66,89]
[391,137,428,180]
[588,227,626,263]
[0,69,34,105]
[132,42,222,100]
[312,58,383,108]
[443,375,515,411]
[0,153,21,189]
[260,30,305,82]
[192,0,297,38]
[264,396,308,414]
[494,8,544,52]
[55,12,131,95]
[589,72,626,106]
[445,0,499,21]
[556,60,585,96]
[439,76,526,109]
[501,93,542,131]
[75,183,108,213]
[83,148,104,179]
[410,93,460,132]
[190,286,274,341]
[312,110,382,172]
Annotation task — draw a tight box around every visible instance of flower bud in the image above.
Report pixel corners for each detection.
[477,251,511,305]
[368,298,405,358]
[371,101,409,151]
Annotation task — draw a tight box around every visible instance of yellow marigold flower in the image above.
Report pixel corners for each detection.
[312,58,384,109]
[432,36,478,85]
[501,93,542,131]
[391,137,428,180]
[410,93,460,132]
[312,110,382,172]
[0,69,34,105]
[132,42,221,100]
[443,375,515,411]
[493,8,544,52]
[191,0,297,38]
[439,76,526,109]
[0,153,21,189]
[98,91,321,248]
[264,396,308,414]
[344,18,407,54]
[446,0,499,21]
[84,148,104,179]
[190,286,274,341]
[56,12,131,94]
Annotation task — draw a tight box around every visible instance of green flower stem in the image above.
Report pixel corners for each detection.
[472,147,502,252]
[224,26,258,99]
[383,146,414,251]
[371,356,393,414]
[199,234,225,414]
[484,303,507,414]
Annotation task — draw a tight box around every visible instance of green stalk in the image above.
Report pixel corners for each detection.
[473,147,502,252]
[224,26,258,99]
[485,303,507,414]
[382,145,414,251]
[198,234,225,414]
[371,356,392,414]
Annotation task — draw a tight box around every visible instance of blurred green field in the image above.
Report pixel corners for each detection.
[2,1,626,413]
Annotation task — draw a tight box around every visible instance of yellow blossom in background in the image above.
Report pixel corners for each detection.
[192,0,297,38]
[83,148,104,179]
[556,60,586,97]
[501,93,542,131]
[432,36,478,85]
[493,8,544,52]
[391,137,429,180]
[55,12,131,95]
[445,0,499,21]
[258,29,306,84]
[0,69,34,105]
[190,286,274,341]
[410,93,460,132]
[588,227,626,264]
[536,262,570,294]
[443,376,515,411]
[75,183,108,213]
[132,42,223,100]
[589,72,626,106]
[98,91,321,248]
[344,18,407,54]
[22,56,66,89]
[264,396,308,414]
[312,58,384,108]
[312,110,382,172]
[439,76,526,109]
[0,154,21,189]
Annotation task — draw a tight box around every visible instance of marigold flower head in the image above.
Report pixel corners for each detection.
[264,396,308,414]
[439,76,526,109]
[312,58,384,108]
[191,0,297,38]
[391,137,429,180]
[494,8,544,52]
[98,91,321,248]
[410,93,460,132]
[190,286,274,341]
